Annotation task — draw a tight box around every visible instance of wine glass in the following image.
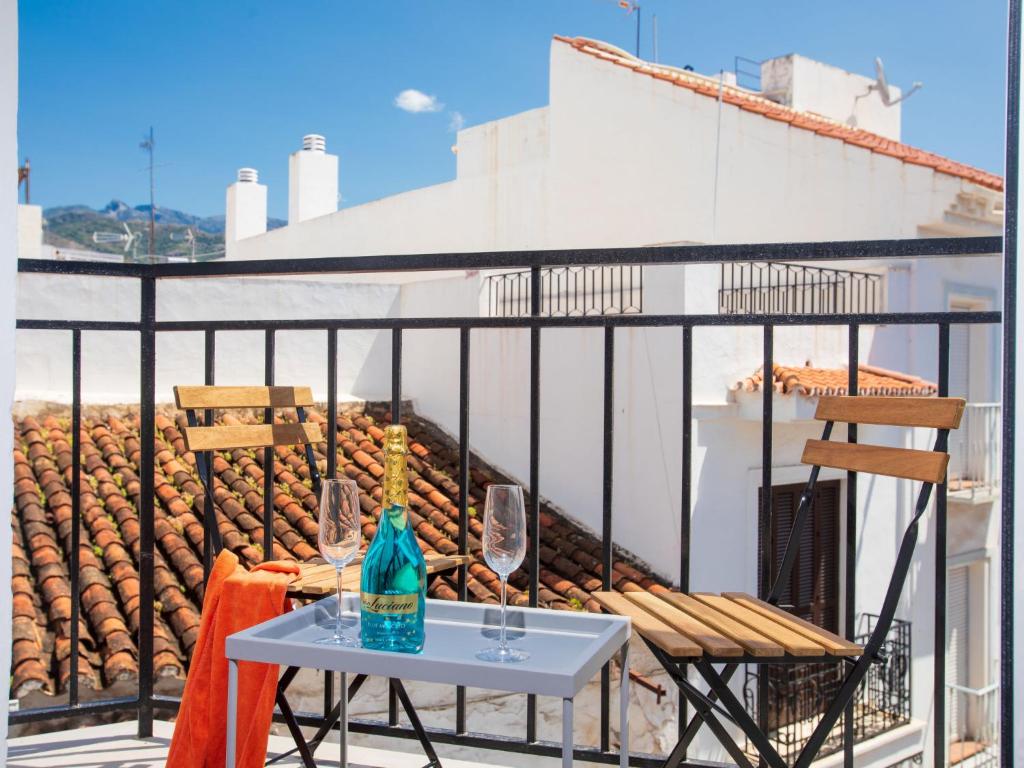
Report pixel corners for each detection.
[477,484,529,663]
[315,478,362,646]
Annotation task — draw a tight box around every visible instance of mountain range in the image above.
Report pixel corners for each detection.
[42,200,285,258]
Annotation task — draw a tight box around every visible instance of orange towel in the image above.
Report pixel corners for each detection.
[167,549,300,768]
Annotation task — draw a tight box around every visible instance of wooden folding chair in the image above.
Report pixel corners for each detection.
[175,385,325,767]
[594,395,965,768]
[174,385,459,768]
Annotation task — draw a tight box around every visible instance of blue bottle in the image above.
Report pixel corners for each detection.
[360,424,426,653]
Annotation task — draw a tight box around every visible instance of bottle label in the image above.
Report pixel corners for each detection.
[362,592,418,615]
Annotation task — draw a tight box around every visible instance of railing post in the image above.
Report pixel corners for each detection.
[843,323,859,768]
[69,329,81,708]
[758,324,773,758]
[600,325,614,753]
[456,326,470,735]
[526,264,541,743]
[263,329,275,561]
[1000,2,1021,766]
[935,322,950,767]
[137,276,156,737]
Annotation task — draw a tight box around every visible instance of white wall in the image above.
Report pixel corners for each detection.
[2,0,17,758]
[17,203,40,260]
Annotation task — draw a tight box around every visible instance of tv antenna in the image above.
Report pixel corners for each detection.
[850,58,922,126]
[140,126,156,256]
[17,158,30,203]
[616,0,641,58]
[170,227,197,260]
[93,223,141,261]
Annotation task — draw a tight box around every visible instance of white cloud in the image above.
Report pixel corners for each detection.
[394,89,443,113]
[448,111,465,133]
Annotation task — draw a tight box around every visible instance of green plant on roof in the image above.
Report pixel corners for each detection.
[467,506,477,518]
[567,597,584,611]
[181,493,194,508]
[92,545,103,558]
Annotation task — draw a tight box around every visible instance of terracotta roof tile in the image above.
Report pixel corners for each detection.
[734,362,938,397]
[554,35,1004,193]
[11,403,665,701]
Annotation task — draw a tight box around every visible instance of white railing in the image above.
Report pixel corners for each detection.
[946,682,999,767]
[948,403,1001,500]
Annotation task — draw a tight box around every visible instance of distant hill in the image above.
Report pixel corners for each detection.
[42,200,285,259]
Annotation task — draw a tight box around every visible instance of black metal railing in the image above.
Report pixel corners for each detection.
[719,261,883,315]
[743,615,911,763]
[484,264,643,317]
[9,234,1011,768]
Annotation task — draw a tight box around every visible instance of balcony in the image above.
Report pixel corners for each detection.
[8,235,1011,768]
[946,682,999,768]
[948,404,1001,501]
[742,616,911,764]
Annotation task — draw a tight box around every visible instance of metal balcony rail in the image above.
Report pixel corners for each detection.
[946,682,999,768]
[483,264,643,317]
[948,403,1002,500]
[10,234,1010,768]
[742,615,911,764]
[718,261,883,315]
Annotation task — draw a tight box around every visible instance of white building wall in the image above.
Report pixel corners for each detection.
[2,0,18,757]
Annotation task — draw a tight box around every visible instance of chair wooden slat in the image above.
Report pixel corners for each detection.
[593,592,702,657]
[174,385,316,410]
[691,594,826,656]
[814,396,965,429]
[802,439,949,484]
[288,555,471,596]
[660,593,783,657]
[722,593,862,656]
[625,592,743,657]
[183,423,323,451]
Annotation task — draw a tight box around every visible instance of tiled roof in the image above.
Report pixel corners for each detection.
[555,36,1004,193]
[10,404,666,701]
[734,362,938,397]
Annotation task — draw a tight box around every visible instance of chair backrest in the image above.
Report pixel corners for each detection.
[174,385,324,451]
[801,396,965,483]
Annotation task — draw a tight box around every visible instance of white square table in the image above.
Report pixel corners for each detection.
[226,594,631,768]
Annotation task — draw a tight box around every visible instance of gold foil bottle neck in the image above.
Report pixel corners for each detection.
[381,424,409,512]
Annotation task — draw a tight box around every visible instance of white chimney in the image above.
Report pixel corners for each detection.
[225,167,267,259]
[288,133,339,225]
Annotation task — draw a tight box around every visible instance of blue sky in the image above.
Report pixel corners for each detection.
[18,1,1010,220]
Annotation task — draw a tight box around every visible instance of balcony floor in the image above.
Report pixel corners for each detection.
[7,720,612,767]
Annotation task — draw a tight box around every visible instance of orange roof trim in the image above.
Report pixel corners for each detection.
[734,363,937,397]
[555,36,1004,193]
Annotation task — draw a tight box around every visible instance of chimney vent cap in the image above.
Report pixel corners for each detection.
[302,134,326,152]
[237,167,259,183]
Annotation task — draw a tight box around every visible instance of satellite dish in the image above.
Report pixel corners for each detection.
[870,58,923,106]
[848,57,922,127]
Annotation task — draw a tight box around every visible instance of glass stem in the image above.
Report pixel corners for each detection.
[335,565,344,640]
[499,575,508,651]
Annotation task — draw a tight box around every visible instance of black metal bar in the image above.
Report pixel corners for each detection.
[392,328,402,423]
[69,329,81,707]
[327,329,337,480]
[680,326,692,593]
[18,236,1003,281]
[601,326,614,752]
[146,310,1002,334]
[934,323,950,768]
[389,678,399,727]
[264,328,275,561]
[678,324,693,749]
[203,329,217,580]
[456,327,470,735]
[844,323,859,768]
[8,695,141,724]
[527,264,541,743]
[137,276,156,738]
[15,319,142,331]
[1001,3,1020,766]
[758,325,773,753]
[274,686,317,768]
